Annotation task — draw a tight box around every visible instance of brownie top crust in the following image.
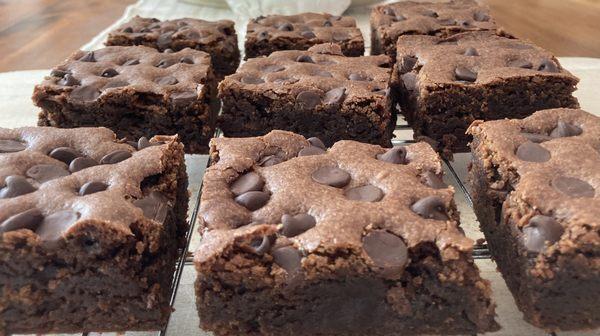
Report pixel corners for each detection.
[371,0,496,40]
[108,16,236,50]
[0,126,177,245]
[396,31,578,86]
[468,108,600,252]
[247,13,363,44]
[220,43,391,106]
[198,130,472,266]
[35,46,212,105]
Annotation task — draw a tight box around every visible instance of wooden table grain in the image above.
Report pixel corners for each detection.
[0,0,599,72]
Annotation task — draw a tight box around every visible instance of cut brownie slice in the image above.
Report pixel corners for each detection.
[0,126,188,334]
[245,13,364,59]
[468,108,600,331]
[106,16,240,78]
[392,31,579,155]
[370,0,497,59]
[195,130,498,335]
[219,43,397,147]
[32,46,218,154]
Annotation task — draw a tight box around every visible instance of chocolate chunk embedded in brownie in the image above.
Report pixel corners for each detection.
[391,31,579,155]
[106,16,240,78]
[0,126,188,334]
[219,43,397,147]
[467,108,600,331]
[370,0,497,59]
[245,13,364,59]
[194,130,498,335]
[32,46,219,154]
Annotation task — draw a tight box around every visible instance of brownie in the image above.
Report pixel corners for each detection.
[245,13,364,59]
[194,130,498,335]
[370,0,497,59]
[32,46,219,154]
[0,126,188,334]
[391,31,579,155]
[106,16,240,78]
[467,108,600,331]
[219,43,397,147]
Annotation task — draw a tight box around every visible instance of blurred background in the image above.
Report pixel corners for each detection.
[1,0,599,72]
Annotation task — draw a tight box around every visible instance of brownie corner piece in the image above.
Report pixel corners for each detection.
[370,0,497,58]
[393,31,579,153]
[467,108,600,331]
[218,43,397,147]
[32,46,219,154]
[0,126,188,334]
[244,13,364,59]
[106,16,240,77]
[194,130,498,335]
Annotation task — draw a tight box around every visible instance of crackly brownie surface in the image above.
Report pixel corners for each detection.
[195,130,497,335]
[106,16,240,77]
[393,31,578,154]
[219,44,396,147]
[370,0,497,58]
[468,108,600,331]
[33,46,218,154]
[0,127,188,334]
[245,13,364,59]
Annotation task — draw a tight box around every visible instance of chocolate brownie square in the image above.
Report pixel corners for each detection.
[392,31,579,155]
[370,0,497,59]
[195,130,498,335]
[219,43,397,147]
[32,46,218,154]
[468,108,600,331]
[0,127,188,334]
[245,13,364,59]
[106,16,240,78]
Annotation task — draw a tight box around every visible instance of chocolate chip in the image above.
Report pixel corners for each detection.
[458,20,472,27]
[123,59,140,66]
[521,132,552,143]
[49,147,81,164]
[271,246,302,274]
[348,73,369,81]
[259,155,284,167]
[51,69,68,77]
[156,59,175,68]
[234,191,270,211]
[0,209,44,234]
[79,181,108,196]
[36,210,80,243]
[398,55,418,73]
[263,65,285,73]
[323,20,333,27]
[157,76,179,85]
[180,56,194,64]
[344,185,384,202]
[301,31,316,39]
[248,236,272,255]
[421,171,447,189]
[311,167,351,188]
[100,150,132,164]
[538,59,559,72]
[438,18,456,26]
[296,55,314,63]
[454,66,477,82]
[551,176,595,198]
[296,91,321,109]
[421,9,438,17]
[69,157,98,173]
[522,215,564,253]
[508,59,533,69]
[363,230,408,271]
[377,147,407,164]
[298,146,325,156]
[307,137,326,150]
[133,191,170,223]
[272,77,299,85]
[474,11,490,22]
[332,31,349,42]
[26,164,69,183]
[324,87,346,105]
[257,31,269,41]
[231,172,264,196]
[157,32,173,50]
[171,91,197,105]
[122,27,134,33]
[0,176,36,198]
[101,68,118,78]
[137,136,162,150]
[278,22,294,31]
[0,139,26,153]
[411,196,449,220]
[281,214,316,237]
[241,76,265,84]
[550,121,582,138]
[79,51,96,62]
[58,74,79,86]
[516,141,551,162]
[70,85,101,102]
[464,47,479,56]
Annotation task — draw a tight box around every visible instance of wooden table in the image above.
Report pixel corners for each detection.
[1,0,599,72]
